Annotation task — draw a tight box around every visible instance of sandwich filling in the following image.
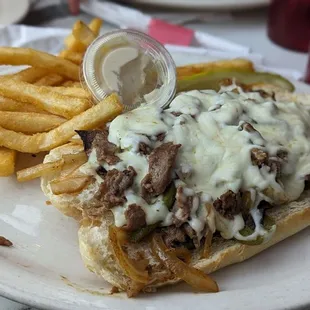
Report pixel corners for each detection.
[77,84,310,248]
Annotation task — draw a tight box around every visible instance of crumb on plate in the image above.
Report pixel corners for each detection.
[110,286,120,295]
[0,236,13,247]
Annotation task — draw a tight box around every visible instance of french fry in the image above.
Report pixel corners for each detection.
[61,152,87,174]
[11,67,49,83]
[72,21,96,48]
[34,74,65,86]
[64,21,89,53]
[88,18,103,36]
[49,86,91,99]
[58,152,88,179]
[62,152,87,164]
[0,96,45,113]
[61,81,82,88]
[0,19,104,179]
[59,50,83,65]
[0,78,91,118]
[17,159,65,182]
[16,148,87,182]
[55,147,87,178]
[0,147,16,176]
[0,47,80,80]
[0,111,66,134]
[0,93,123,153]
[64,19,101,53]
[177,59,255,79]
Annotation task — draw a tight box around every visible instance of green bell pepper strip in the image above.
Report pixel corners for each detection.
[236,215,276,246]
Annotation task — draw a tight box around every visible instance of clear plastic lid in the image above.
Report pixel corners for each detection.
[82,29,177,110]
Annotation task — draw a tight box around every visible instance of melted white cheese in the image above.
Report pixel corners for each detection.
[113,190,172,227]
[79,149,104,184]
[233,206,276,243]
[108,104,169,147]
[216,213,245,240]
[89,87,310,241]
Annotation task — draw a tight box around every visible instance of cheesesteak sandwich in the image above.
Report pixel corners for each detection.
[41,83,310,296]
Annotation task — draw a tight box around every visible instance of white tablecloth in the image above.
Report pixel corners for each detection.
[1,4,309,310]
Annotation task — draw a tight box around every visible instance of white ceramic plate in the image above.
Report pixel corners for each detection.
[1,50,310,310]
[0,0,30,25]
[129,0,270,10]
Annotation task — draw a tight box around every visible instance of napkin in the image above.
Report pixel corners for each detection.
[80,0,250,53]
[0,24,304,81]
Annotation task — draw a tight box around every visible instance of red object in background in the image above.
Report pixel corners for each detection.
[267,0,310,52]
[306,52,310,84]
[148,19,194,46]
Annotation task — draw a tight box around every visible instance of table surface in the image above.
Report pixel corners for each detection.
[1,3,309,310]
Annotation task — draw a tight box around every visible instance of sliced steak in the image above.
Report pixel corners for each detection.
[162,225,187,248]
[138,142,151,155]
[76,129,120,165]
[213,190,242,220]
[92,130,120,165]
[268,158,282,177]
[75,130,97,152]
[141,142,181,202]
[183,223,200,249]
[123,204,146,231]
[251,147,269,167]
[96,166,107,178]
[251,147,287,179]
[156,133,166,141]
[172,186,197,227]
[95,166,136,208]
[162,224,201,249]
[240,122,286,178]
[268,150,288,179]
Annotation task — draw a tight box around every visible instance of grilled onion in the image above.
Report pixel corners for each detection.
[109,226,149,284]
[173,247,191,264]
[152,234,219,293]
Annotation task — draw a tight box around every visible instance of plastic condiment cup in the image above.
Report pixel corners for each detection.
[82,29,177,111]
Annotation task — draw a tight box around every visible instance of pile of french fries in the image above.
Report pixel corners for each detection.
[0,18,122,181]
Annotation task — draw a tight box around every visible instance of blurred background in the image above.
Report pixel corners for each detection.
[1,0,308,82]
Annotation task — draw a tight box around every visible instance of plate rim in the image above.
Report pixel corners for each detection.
[128,0,270,10]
